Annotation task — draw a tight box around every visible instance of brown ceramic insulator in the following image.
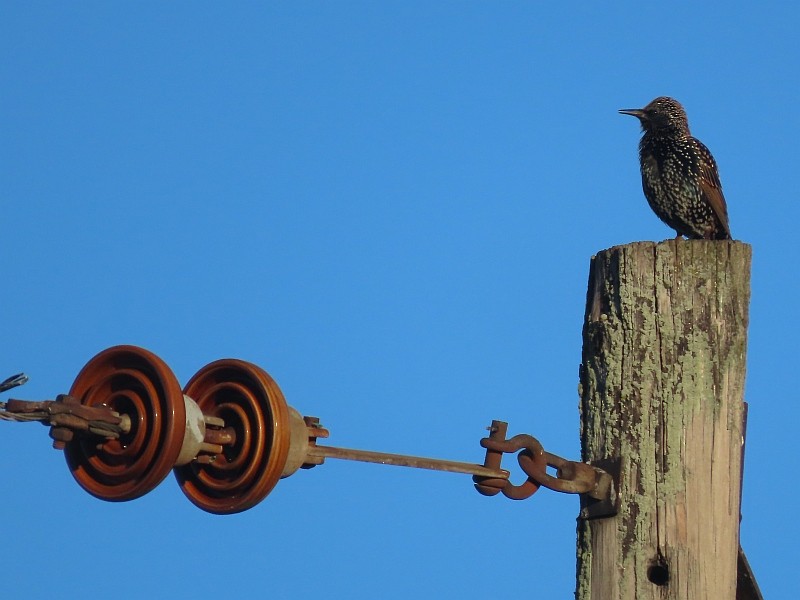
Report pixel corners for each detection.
[66,345,186,501]
[174,359,290,514]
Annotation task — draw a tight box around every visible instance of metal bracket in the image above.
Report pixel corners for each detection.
[578,457,621,520]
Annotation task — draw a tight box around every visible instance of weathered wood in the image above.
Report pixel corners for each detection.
[576,240,751,600]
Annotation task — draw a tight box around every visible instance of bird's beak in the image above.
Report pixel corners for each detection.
[619,108,646,119]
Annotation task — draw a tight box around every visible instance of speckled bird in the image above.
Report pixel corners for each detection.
[619,97,731,240]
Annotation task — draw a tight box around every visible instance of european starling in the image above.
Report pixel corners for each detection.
[619,97,731,240]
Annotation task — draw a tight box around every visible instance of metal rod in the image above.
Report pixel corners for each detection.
[306,444,509,479]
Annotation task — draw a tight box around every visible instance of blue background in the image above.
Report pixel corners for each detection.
[2,3,797,598]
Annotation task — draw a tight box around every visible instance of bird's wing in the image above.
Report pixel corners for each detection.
[695,139,732,239]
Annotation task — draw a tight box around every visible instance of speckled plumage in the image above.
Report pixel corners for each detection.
[619,97,731,240]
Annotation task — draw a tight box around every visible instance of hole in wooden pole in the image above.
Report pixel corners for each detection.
[647,561,669,586]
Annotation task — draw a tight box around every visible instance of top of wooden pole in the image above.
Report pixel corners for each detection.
[577,240,751,600]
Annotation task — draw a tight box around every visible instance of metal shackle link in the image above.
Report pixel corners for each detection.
[473,421,540,500]
[473,420,616,508]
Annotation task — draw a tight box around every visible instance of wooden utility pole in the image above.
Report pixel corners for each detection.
[576,240,751,599]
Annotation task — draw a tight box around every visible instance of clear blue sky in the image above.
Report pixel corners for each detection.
[2,3,797,598]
